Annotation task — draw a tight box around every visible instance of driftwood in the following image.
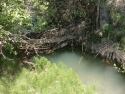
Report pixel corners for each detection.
[5,21,86,58]
[91,38,125,64]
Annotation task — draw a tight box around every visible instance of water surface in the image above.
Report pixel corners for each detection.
[43,48,125,94]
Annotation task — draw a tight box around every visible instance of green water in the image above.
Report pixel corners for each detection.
[44,48,125,94]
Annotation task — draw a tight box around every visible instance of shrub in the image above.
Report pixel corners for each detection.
[0,57,97,94]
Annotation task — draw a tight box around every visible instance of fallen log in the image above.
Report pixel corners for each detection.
[25,35,77,44]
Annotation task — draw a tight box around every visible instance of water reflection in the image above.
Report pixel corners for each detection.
[43,48,125,94]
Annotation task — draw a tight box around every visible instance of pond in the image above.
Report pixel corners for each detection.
[43,47,125,94]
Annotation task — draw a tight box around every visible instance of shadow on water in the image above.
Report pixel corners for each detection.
[43,47,125,94]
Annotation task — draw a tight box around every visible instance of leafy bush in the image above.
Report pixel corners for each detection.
[0,0,51,32]
[0,0,31,32]
[0,57,97,94]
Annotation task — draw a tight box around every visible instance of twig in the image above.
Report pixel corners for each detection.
[78,56,83,65]
[23,60,34,66]
[94,52,100,58]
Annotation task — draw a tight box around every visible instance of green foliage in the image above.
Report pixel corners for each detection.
[0,57,98,94]
[114,63,125,73]
[88,32,101,43]
[30,0,49,31]
[0,0,31,32]
[0,25,11,39]
[0,25,4,38]
[46,0,95,28]
[0,0,98,32]
[107,1,125,44]
[33,56,51,72]
[3,41,18,56]
[0,27,19,68]
[120,37,125,51]
[0,58,16,74]
[0,0,51,32]
[102,23,109,32]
